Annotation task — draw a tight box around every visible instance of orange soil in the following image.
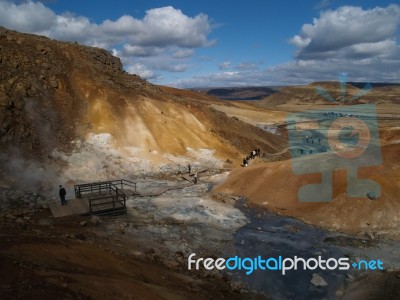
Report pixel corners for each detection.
[214,143,400,233]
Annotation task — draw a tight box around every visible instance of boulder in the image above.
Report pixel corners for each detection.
[89,215,101,225]
[311,273,328,287]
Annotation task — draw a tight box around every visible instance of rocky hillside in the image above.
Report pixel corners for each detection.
[0,26,161,158]
[0,27,285,190]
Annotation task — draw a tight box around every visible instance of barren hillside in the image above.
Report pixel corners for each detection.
[214,143,400,233]
[213,80,400,234]
[0,27,286,190]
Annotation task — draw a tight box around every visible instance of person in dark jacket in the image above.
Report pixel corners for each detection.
[59,185,67,205]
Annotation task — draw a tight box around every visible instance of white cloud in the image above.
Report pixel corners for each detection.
[101,7,212,48]
[121,44,163,57]
[173,49,194,59]
[101,15,141,36]
[346,40,399,59]
[218,61,231,70]
[236,62,258,70]
[291,5,400,59]
[50,13,97,43]
[125,62,157,79]
[164,64,190,72]
[149,58,190,73]
[125,6,212,48]
[1,3,213,50]
[0,0,56,32]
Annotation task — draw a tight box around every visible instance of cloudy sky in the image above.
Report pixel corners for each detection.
[0,0,399,87]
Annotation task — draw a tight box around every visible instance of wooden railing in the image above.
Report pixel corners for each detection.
[109,179,137,194]
[74,179,137,215]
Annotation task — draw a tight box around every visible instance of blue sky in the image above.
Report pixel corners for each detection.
[0,0,399,87]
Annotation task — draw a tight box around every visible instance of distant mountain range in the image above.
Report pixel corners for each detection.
[191,86,281,100]
[191,82,399,101]
[347,82,400,88]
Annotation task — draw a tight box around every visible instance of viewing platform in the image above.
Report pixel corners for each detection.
[49,179,138,218]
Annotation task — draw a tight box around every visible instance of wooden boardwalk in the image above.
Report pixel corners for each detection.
[49,198,90,218]
[181,168,208,183]
[49,196,127,218]
[181,174,195,182]
[136,188,170,197]
[49,179,137,218]
[48,176,201,218]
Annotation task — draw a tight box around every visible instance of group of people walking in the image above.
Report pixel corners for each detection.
[243,148,261,167]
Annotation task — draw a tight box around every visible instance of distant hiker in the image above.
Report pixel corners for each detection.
[59,185,67,206]
[243,157,248,167]
[257,148,261,156]
[194,173,198,184]
[188,164,192,174]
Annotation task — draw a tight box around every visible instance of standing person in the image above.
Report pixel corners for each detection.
[59,185,67,206]
[194,172,198,184]
[188,164,192,174]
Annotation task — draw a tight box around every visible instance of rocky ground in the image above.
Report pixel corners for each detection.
[2,172,400,300]
[0,181,263,300]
